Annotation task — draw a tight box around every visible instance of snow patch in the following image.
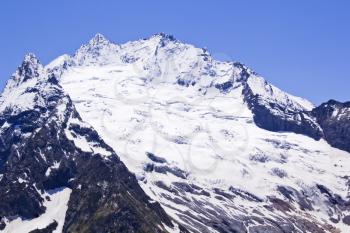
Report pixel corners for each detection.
[2,188,71,233]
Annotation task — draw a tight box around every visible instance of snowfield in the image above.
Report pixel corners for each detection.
[49,34,350,232]
[1,33,349,233]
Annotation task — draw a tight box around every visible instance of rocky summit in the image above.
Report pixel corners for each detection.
[0,34,349,233]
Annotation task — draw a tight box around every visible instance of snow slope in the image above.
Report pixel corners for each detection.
[0,50,178,233]
[2,188,71,233]
[43,33,350,232]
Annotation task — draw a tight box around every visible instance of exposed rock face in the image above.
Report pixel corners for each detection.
[242,81,323,141]
[242,74,350,153]
[312,100,350,153]
[0,55,179,232]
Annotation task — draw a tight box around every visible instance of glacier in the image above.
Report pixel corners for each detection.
[1,33,349,232]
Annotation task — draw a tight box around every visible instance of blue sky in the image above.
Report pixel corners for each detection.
[0,0,349,104]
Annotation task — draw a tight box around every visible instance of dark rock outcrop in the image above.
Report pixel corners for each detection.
[242,82,323,140]
[311,100,350,153]
[29,221,58,233]
[242,77,350,153]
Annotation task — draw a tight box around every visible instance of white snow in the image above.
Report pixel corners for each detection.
[17,177,27,184]
[2,188,71,233]
[45,161,61,177]
[65,128,92,153]
[52,34,350,232]
[0,54,47,114]
[1,33,348,232]
[247,75,314,111]
[64,118,112,157]
[45,54,71,70]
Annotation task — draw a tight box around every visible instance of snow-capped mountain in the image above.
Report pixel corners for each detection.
[1,33,350,233]
[0,54,181,233]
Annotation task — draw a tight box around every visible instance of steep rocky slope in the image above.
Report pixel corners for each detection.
[0,54,181,233]
[311,100,350,153]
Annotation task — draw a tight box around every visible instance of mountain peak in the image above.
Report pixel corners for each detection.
[88,33,111,46]
[154,32,176,40]
[152,32,177,41]
[73,33,120,65]
[322,99,350,108]
[15,53,44,84]
[0,53,50,114]
[23,53,40,64]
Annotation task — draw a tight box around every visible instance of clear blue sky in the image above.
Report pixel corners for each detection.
[0,0,349,104]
